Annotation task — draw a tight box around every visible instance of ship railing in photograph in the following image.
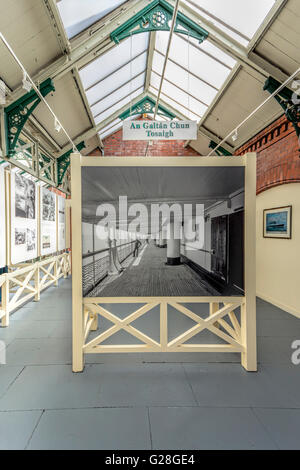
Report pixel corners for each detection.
[0,251,71,327]
[82,241,136,296]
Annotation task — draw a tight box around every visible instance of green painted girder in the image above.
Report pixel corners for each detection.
[4,78,55,156]
[119,96,175,120]
[264,76,300,137]
[57,141,85,186]
[111,0,209,44]
[39,151,55,182]
[209,140,232,157]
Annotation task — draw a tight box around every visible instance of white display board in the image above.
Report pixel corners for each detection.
[0,167,6,267]
[57,195,66,251]
[40,187,57,256]
[123,120,197,141]
[11,172,38,264]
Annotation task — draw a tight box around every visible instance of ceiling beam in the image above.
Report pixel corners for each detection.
[9,0,150,102]
[42,0,71,55]
[145,31,156,92]
[185,63,242,147]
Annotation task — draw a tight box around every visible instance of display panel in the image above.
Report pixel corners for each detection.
[0,167,6,267]
[57,195,66,251]
[81,165,245,298]
[10,172,38,264]
[40,187,57,256]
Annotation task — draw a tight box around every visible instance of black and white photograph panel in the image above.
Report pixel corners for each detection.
[81,166,245,298]
[42,188,56,222]
[15,173,36,219]
[26,228,36,252]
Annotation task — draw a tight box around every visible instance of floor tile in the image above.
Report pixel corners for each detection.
[94,363,197,407]
[0,410,42,450]
[183,363,298,408]
[0,366,24,399]
[28,408,150,450]
[263,365,300,407]
[253,408,300,449]
[0,364,100,411]
[5,338,71,366]
[149,407,277,449]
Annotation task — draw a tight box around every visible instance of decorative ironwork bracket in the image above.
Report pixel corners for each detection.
[209,140,232,156]
[111,0,209,44]
[119,96,175,120]
[264,76,300,138]
[57,141,86,187]
[4,78,55,156]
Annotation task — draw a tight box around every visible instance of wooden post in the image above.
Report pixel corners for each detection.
[54,259,58,287]
[71,152,84,372]
[34,263,40,302]
[210,302,220,328]
[1,275,9,327]
[241,153,257,371]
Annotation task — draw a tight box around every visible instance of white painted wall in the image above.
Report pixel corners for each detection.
[256,183,300,318]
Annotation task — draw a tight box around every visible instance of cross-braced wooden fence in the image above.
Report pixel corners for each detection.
[0,251,71,327]
[82,299,245,354]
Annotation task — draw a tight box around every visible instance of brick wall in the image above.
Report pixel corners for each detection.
[235,115,300,194]
[99,128,200,156]
[97,117,200,157]
[90,115,300,194]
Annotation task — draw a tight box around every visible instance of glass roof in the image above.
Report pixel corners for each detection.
[182,0,275,46]
[57,0,128,38]
[56,0,278,140]
[79,34,149,126]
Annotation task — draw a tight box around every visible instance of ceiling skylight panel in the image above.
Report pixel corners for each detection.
[91,75,145,118]
[86,52,147,107]
[94,88,142,125]
[182,0,275,45]
[57,0,128,38]
[151,72,208,116]
[149,87,200,122]
[80,34,149,90]
[100,118,121,134]
[157,33,232,89]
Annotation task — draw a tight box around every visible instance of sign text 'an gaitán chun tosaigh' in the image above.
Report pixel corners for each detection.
[122,120,197,141]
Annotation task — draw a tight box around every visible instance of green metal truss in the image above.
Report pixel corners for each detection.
[111,0,209,44]
[57,141,86,186]
[4,78,55,156]
[209,140,232,156]
[119,96,175,120]
[264,76,300,138]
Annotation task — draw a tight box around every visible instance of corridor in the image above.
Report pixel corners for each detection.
[93,241,219,297]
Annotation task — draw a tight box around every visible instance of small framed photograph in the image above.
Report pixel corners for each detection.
[263,206,292,239]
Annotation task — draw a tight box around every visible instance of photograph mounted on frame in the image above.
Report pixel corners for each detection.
[81,165,245,298]
[263,206,292,239]
[71,155,257,372]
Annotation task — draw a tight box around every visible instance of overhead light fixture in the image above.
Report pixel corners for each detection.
[54,117,62,133]
[22,71,32,92]
[232,129,238,142]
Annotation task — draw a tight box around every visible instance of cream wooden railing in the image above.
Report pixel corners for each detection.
[0,252,71,327]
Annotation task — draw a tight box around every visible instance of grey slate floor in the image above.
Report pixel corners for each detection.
[1,277,300,450]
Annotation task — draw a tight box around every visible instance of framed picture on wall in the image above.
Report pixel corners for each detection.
[263,206,292,239]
